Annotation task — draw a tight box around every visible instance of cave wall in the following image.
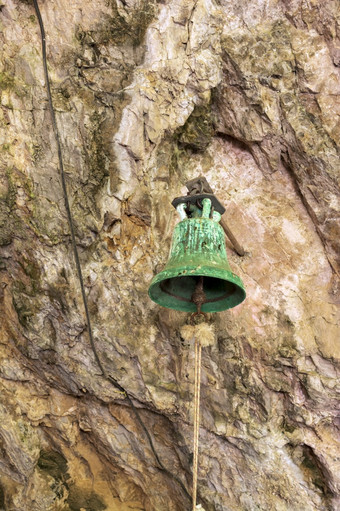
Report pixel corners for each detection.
[0,0,339,510]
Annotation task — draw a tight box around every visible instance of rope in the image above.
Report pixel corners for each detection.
[193,336,202,510]
[181,321,215,510]
[32,0,191,503]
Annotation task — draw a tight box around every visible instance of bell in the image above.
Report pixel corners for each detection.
[148,192,246,313]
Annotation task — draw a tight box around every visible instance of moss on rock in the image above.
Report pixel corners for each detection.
[98,0,157,47]
[175,104,215,152]
[67,485,106,511]
[37,450,69,481]
[0,169,18,246]
[0,71,15,90]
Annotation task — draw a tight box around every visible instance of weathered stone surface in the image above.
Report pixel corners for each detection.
[0,0,339,510]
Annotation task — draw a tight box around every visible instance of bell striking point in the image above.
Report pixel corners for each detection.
[148,192,246,313]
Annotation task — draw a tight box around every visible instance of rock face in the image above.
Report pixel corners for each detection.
[0,0,339,510]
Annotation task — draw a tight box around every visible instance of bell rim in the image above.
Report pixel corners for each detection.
[148,265,246,313]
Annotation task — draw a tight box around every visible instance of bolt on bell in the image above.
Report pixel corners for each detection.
[148,194,246,313]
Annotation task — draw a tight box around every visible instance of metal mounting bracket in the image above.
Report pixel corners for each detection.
[172,193,226,215]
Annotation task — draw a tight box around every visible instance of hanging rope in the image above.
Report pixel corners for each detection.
[193,336,202,510]
[181,321,215,510]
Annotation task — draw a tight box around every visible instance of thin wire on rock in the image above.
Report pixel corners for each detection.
[32,0,190,502]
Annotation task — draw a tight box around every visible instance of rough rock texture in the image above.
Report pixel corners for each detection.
[0,0,339,510]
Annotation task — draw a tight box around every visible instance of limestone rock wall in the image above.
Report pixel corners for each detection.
[0,0,339,510]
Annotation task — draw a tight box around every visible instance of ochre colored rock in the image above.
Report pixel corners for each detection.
[0,0,339,510]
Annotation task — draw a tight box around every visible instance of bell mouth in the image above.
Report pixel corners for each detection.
[149,269,246,313]
[161,275,235,303]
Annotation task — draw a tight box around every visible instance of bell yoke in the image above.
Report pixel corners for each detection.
[148,179,246,313]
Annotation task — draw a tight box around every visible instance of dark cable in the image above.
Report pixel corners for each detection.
[31,0,105,379]
[32,0,190,502]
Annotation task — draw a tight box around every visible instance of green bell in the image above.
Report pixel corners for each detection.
[148,194,246,313]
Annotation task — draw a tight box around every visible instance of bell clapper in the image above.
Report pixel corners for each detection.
[190,276,208,322]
